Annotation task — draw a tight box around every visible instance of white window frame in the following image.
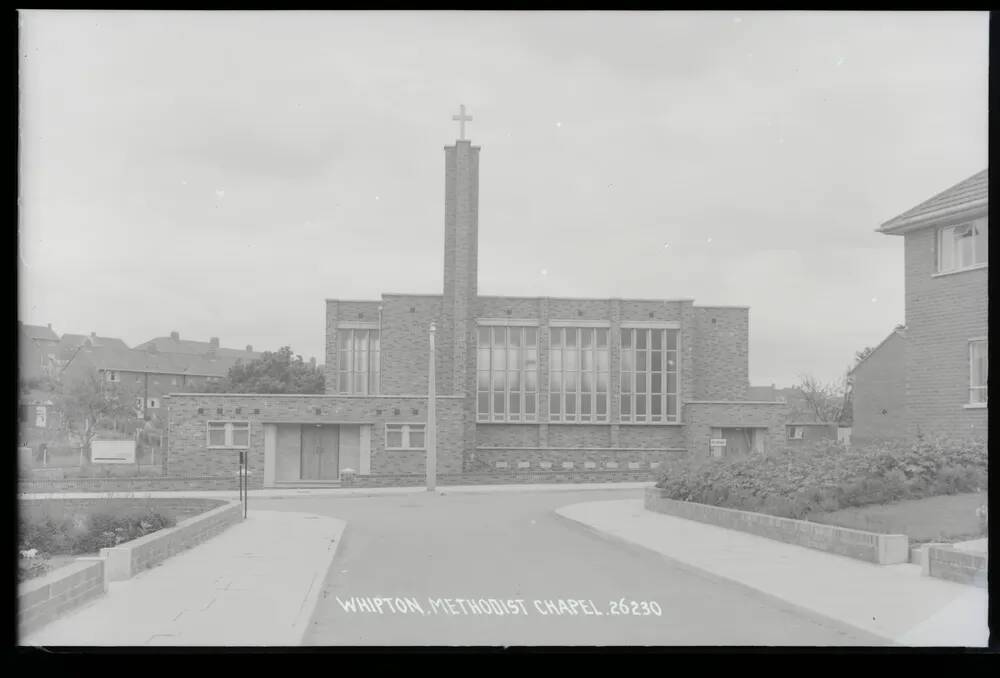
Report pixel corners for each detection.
[385,423,426,450]
[619,327,680,424]
[106,370,120,383]
[336,326,381,395]
[146,398,160,409]
[969,338,988,406]
[937,218,988,274]
[476,323,538,423]
[548,326,610,423]
[207,421,251,449]
[788,426,804,440]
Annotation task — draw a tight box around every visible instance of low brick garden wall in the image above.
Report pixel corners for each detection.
[20,497,229,522]
[644,487,909,564]
[923,545,988,588]
[19,557,106,639]
[101,500,242,581]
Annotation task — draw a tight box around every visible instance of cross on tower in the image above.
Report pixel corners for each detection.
[452,104,473,140]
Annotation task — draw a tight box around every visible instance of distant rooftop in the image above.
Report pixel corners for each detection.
[135,331,262,362]
[19,322,59,343]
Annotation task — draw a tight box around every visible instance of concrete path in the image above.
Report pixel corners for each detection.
[19,481,654,502]
[556,499,989,647]
[20,510,344,646]
[262,489,882,646]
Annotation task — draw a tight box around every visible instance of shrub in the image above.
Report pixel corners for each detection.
[655,437,986,517]
[18,506,177,556]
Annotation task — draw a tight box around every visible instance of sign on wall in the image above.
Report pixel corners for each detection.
[709,438,726,459]
[91,440,136,464]
[34,406,47,428]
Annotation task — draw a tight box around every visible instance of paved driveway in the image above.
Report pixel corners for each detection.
[258,488,874,646]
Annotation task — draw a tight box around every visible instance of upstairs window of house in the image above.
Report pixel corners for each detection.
[337,328,380,395]
[788,426,804,440]
[970,339,988,405]
[106,371,120,383]
[477,325,538,423]
[620,327,679,424]
[549,327,609,423]
[207,421,250,448]
[938,219,988,273]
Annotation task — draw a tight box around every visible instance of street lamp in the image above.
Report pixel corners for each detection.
[426,322,437,491]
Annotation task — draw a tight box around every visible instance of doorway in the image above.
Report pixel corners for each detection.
[301,425,340,480]
[712,427,766,457]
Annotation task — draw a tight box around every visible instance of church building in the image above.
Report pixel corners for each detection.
[165,110,787,488]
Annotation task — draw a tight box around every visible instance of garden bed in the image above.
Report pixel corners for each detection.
[654,438,987,536]
[17,498,227,583]
[807,491,987,544]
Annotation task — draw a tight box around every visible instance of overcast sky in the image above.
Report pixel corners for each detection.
[19,11,988,386]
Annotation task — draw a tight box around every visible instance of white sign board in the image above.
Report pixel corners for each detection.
[709,439,727,447]
[91,440,136,464]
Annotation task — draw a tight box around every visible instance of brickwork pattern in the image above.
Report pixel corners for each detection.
[902,227,988,440]
[19,558,105,637]
[926,545,987,588]
[645,488,909,564]
[683,401,789,456]
[851,332,907,443]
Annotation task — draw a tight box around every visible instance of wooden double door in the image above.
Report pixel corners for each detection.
[301,425,341,480]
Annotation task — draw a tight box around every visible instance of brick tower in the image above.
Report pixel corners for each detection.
[441,126,480,397]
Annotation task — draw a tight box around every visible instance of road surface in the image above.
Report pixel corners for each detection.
[258,488,878,646]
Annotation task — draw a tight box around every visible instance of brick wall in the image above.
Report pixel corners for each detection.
[851,331,907,443]
[691,307,749,400]
[925,544,987,588]
[683,401,788,457]
[166,393,468,485]
[19,558,106,638]
[645,488,909,564]
[902,227,988,441]
[19,497,227,523]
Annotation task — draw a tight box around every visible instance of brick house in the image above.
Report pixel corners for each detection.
[849,326,907,444]
[18,322,60,381]
[876,169,988,441]
[134,332,261,363]
[165,123,788,488]
[749,384,840,446]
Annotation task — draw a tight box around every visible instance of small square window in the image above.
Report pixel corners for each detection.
[216,408,223,415]
[235,407,242,415]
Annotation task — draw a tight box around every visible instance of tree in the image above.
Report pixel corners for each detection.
[198,347,324,394]
[53,370,141,453]
[796,374,851,425]
[854,346,875,364]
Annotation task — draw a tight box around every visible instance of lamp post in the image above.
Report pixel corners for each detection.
[426,322,437,491]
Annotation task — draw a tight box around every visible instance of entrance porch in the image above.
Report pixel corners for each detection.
[263,423,372,487]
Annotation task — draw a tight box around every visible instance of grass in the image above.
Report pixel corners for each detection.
[806,491,987,544]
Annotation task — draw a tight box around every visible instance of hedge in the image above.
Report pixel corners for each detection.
[654,437,987,519]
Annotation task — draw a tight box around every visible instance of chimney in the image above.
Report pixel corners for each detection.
[89,332,98,346]
[310,357,317,368]
[47,323,52,330]
[170,331,180,341]
[246,345,253,352]
[209,337,220,349]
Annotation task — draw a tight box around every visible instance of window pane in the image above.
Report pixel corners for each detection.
[208,425,226,446]
[974,221,988,264]
[651,351,662,372]
[338,372,350,392]
[408,428,425,448]
[566,348,578,371]
[494,392,505,416]
[651,394,662,416]
[338,331,352,352]
[493,327,505,347]
[596,394,607,415]
[581,393,591,416]
[667,373,677,394]
[550,393,561,415]
[651,329,663,350]
[582,329,593,348]
[551,349,562,372]
[231,424,249,447]
[509,392,520,415]
[621,372,632,394]
[478,393,490,416]
[525,394,536,415]
[666,353,677,371]
[939,226,955,271]
[479,327,490,348]
[636,330,647,349]
[597,349,609,371]
[666,395,677,418]
[636,351,647,371]
[387,427,403,448]
[666,331,677,350]
[478,348,491,370]
[581,371,593,394]
[478,371,490,389]
[636,394,646,417]
[525,328,537,347]
[652,373,662,394]
[621,350,633,373]
[566,371,578,393]
[493,347,505,372]
[510,328,521,349]
[597,329,608,347]
[509,347,520,370]
[636,373,646,393]
[565,393,576,415]
[621,396,631,415]
[509,370,521,391]
[525,371,537,391]
[551,328,562,347]
[566,329,577,348]
[620,329,631,348]
[597,372,608,393]
[371,331,380,352]
[551,371,562,393]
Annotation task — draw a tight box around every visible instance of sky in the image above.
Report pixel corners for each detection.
[18,11,988,386]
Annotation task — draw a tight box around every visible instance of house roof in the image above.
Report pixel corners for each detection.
[70,345,241,378]
[58,333,130,357]
[135,336,262,362]
[848,326,907,375]
[879,169,988,234]
[20,323,59,342]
